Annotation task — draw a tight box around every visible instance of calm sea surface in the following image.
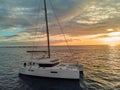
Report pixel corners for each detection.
[0,46,120,90]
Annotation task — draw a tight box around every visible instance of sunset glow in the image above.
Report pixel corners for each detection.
[0,0,120,46]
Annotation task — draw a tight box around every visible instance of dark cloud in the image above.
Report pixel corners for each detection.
[4,35,19,39]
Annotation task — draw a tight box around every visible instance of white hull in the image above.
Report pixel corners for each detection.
[19,66,83,80]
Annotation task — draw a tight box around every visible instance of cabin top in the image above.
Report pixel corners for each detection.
[25,58,59,65]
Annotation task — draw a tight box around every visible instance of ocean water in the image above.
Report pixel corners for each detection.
[0,46,120,90]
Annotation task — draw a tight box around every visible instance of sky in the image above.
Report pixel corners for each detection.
[0,0,120,46]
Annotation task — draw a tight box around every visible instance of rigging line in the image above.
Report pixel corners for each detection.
[31,0,42,59]
[36,0,46,51]
[49,0,73,59]
[49,0,74,60]
[47,1,66,59]
[35,0,43,48]
[35,8,44,51]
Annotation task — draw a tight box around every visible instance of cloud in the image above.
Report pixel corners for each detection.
[0,0,120,46]
[73,0,120,25]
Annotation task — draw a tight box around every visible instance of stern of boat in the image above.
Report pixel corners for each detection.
[78,65,84,78]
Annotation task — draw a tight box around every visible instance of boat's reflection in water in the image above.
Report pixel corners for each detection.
[19,75,84,90]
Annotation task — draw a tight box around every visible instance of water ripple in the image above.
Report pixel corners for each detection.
[0,46,120,90]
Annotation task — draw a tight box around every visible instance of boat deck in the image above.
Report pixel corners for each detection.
[23,58,83,71]
[23,63,83,71]
[55,63,83,71]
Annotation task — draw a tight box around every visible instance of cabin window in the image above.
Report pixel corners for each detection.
[39,64,41,68]
[37,62,59,67]
[24,63,26,67]
[50,71,58,73]
[33,62,35,65]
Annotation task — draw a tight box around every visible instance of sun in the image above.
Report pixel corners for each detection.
[99,31,120,46]
[101,37,120,46]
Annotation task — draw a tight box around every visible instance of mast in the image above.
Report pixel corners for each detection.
[44,0,50,58]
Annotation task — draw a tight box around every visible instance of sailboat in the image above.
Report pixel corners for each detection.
[19,0,83,80]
